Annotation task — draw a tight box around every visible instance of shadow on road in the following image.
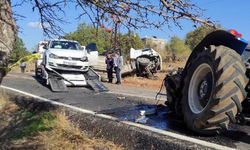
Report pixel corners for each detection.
[31,75,94,92]
[32,75,51,88]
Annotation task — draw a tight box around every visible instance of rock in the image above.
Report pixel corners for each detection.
[117,96,126,100]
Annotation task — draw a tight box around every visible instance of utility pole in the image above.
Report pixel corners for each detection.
[110,16,121,50]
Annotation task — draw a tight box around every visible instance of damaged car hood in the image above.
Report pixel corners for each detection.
[48,49,85,58]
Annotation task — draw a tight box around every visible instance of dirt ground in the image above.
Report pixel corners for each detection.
[122,61,186,89]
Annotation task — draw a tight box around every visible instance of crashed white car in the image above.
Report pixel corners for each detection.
[41,39,99,88]
[43,39,97,72]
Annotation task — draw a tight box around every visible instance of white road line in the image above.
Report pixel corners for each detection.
[1,85,236,150]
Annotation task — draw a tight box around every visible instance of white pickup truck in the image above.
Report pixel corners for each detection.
[130,47,162,78]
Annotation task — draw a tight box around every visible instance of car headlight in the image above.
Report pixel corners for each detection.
[80,56,88,61]
[49,53,59,59]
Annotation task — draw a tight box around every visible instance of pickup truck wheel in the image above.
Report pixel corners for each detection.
[35,68,42,77]
[181,45,248,135]
[137,56,150,67]
[35,68,39,77]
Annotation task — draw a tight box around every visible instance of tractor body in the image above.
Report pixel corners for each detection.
[165,30,250,135]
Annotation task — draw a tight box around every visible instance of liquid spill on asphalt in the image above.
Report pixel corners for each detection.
[97,104,183,131]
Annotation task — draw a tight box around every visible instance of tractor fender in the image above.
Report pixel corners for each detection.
[185,30,248,69]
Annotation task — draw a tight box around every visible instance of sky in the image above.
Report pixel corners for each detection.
[12,0,250,51]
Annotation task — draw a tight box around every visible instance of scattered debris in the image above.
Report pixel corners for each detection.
[135,106,157,124]
[101,75,108,82]
[117,96,126,100]
[140,107,156,116]
[135,115,149,124]
[140,110,146,116]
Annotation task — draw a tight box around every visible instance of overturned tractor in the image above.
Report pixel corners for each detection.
[164,30,250,135]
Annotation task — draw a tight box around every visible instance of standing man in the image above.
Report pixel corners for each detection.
[114,52,123,84]
[20,61,27,73]
[105,54,114,83]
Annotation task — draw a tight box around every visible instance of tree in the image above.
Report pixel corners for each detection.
[10,37,30,61]
[119,31,144,60]
[0,0,17,84]
[67,23,144,59]
[185,25,221,50]
[66,22,112,52]
[166,35,190,62]
[0,0,216,84]
[24,0,215,36]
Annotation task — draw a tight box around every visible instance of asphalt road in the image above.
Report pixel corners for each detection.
[2,73,250,150]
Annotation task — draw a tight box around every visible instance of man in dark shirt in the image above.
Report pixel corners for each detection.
[105,54,114,83]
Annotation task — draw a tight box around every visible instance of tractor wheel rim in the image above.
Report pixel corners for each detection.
[188,63,213,114]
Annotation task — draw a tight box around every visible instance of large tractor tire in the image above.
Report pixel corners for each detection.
[181,45,248,135]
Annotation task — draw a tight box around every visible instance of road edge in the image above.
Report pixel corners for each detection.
[1,85,237,150]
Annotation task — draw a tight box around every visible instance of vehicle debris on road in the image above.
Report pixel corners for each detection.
[135,106,157,124]
[140,107,156,116]
[135,115,149,124]
[117,96,126,100]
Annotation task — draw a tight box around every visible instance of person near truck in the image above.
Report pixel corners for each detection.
[105,54,114,83]
[114,52,123,85]
[20,61,27,73]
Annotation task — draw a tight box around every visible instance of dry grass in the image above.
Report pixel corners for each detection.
[123,73,166,89]
[161,61,186,69]
[122,61,186,89]
[0,96,123,150]
[0,89,15,109]
[39,111,123,150]
[0,89,8,106]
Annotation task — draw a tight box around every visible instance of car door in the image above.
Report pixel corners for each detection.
[86,43,98,66]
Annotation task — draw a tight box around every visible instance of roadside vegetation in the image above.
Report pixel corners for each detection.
[0,90,122,150]
[66,22,145,60]
[10,37,31,62]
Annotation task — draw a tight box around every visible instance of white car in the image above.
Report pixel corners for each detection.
[43,39,98,72]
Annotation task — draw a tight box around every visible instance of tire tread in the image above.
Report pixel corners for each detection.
[181,45,248,135]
